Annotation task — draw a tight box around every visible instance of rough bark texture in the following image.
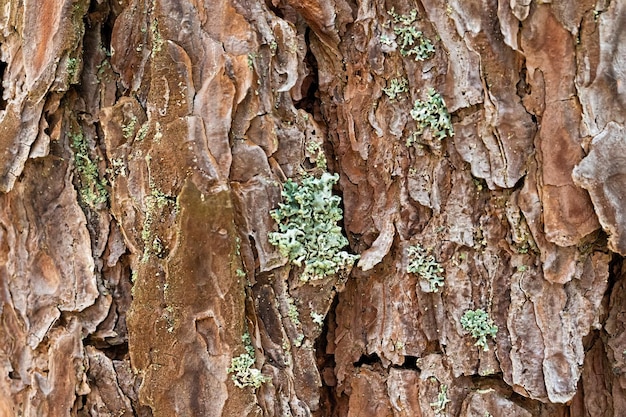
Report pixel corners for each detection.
[0,0,624,416]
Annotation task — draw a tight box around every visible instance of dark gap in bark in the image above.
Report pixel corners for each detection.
[511,172,526,191]
[608,252,624,287]
[85,338,130,361]
[265,0,284,19]
[0,59,7,111]
[98,0,114,57]
[353,352,383,367]
[248,235,261,276]
[515,57,540,130]
[73,393,88,414]
[582,328,602,354]
[347,1,359,21]
[315,293,339,417]
[395,355,422,370]
[600,252,625,334]
[516,58,531,98]
[294,28,319,116]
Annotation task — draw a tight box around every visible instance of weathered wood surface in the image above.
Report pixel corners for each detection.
[0,0,625,415]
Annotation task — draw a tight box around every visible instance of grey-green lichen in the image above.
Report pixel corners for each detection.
[293,333,304,347]
[387,9,435,61]
[269,172,359,281]
[286,296,301,326]
[136,122,149,141]
[67,57,80,82]
[382,77,408,101]
[70,130,108,208]
[269,40,278,56]
[150,19,164,53]
[310,311,325,326]
[460,309,498,351]
[109,157,127,177]
[305,140,327,170]
[407,244,444,292]
[283,296,305,347]
[410,88,454,141]
[141,185,175,262]
[430,383,451,416]
[227,332,271,389]
[122,116,138,139]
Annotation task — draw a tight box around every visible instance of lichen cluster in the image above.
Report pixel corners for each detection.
[227,333,270,389]
[70,130,108,208]
[407,244,444,292]
[387,9,435,61]
[460,309,498,351]
[410,88,454,141]
[122,116,138,139]
[378,10,454,147]
[382,77,409,101]
[140,184,175,263]
[269,172,359,282]
[430,383,451,416]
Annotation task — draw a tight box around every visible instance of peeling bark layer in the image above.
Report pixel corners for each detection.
[0,0,625,416]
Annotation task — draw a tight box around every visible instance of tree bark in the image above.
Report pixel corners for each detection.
[0,0,625,416]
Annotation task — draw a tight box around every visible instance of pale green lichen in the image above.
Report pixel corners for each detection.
[228,333,270,389]
[269,172,359,281]
[284,297,305,347]
[141,185,175,262]
[286,296,301,326]
[293,333,304,347]
[407,244,444,292]
[460,309,498,351]
[136,122,149,141]
[282,339,291,353]
[387,9,435,61]
[122,116,138,139]
[70,130,108,208]
[150,19,163,53]
[109,158,127,177]
[380,34,394,46]
[247,52,258,69]
[67,57,79,81]
[153,121,163,143]
[430,383,451,416]
[305,140,327,170]
[410,88,454,141]
[405,132,423,148]
[382,77,408,101]
[310,311,325,326]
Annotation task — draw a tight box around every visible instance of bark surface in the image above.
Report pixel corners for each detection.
[0,0,625,416]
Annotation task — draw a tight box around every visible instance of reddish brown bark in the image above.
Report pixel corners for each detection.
[0,0,625,416]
